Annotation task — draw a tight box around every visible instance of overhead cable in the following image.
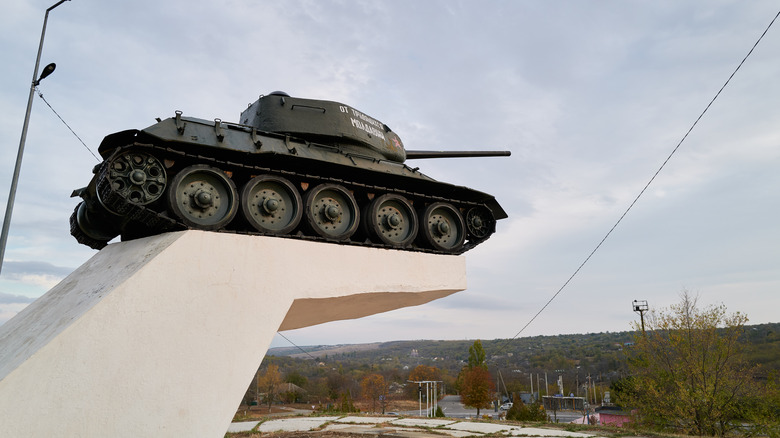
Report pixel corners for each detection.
[498,8,780,350]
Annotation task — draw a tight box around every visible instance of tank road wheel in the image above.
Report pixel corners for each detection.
[166,164,238,230]
[365,194,418,247]
[240,175,302,235]
[465,206,495,240]
[106,151,166,205]
[419,202,466,253]
[304,183,359,240]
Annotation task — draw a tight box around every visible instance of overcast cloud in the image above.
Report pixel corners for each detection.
[1,1,778,349]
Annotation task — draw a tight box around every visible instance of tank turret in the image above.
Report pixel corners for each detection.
[70,93,510,254]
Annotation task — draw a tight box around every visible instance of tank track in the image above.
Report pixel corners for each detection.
[71,142,496,255]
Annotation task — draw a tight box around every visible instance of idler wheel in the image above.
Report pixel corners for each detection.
[166,164,238,230]
[106,151,167,205]
[303,183,359,240]
[240,175,302,235]
[465,206,495,240]
[365,194,417,247]
[419,202,465,252]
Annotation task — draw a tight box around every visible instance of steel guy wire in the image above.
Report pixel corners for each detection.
[36,87,100,162]
[277,332,319,362]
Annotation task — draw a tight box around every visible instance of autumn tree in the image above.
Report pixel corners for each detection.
[408,364,440,382]
[459,340,494,416]
[460,365,494,416]
[360,373,387,413]
[257,364,283,412]
[623,291,775,436]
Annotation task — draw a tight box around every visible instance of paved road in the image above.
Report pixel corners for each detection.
[438,395,491,419]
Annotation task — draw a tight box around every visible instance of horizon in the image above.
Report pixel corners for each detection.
[268,320,780,354]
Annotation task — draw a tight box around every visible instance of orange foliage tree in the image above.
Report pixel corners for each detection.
[360,373,387,413]
[408,365,440,382]
[460,366,494,416]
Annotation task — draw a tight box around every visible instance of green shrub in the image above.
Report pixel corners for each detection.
[506,401,548,422]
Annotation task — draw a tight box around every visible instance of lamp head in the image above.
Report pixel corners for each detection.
[35,63,56,85]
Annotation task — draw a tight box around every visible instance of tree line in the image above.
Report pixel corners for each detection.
[243,291,780,435]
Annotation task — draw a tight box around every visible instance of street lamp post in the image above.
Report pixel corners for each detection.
[0,0,70,275]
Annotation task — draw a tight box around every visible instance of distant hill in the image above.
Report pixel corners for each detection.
[268,323,780,380]
[269,342,385,358]
[250,323,779,406]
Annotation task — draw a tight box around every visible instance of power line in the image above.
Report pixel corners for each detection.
[251,10,780,359]
[276,332,319,362]
[498,8,780,350]
[36,87,101,162]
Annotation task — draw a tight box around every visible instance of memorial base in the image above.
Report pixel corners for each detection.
[0,231,465,437]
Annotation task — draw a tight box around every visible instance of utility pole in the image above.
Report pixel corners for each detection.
[433,381,438,416]
[633,300,649,334]
[0,0,70,275]
[496,374,500,413]
[536,374,539,398]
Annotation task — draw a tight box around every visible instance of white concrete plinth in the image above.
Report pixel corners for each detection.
[0,231,466,437]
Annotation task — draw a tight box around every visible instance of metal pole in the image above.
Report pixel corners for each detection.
[433,381,437,416]
[428,382,431,417]
[425,382,429,417]
[418,383,422,417]
[536,373,540,400]
[0,0,69,275]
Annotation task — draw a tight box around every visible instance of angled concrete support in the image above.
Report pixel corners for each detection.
[0,231,466,436]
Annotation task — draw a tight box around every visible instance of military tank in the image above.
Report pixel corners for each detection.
[70,92,510,254]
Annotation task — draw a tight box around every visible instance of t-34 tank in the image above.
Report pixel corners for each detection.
[70,92,510,254]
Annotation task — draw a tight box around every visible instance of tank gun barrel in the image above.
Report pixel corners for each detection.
[405,150,511,160]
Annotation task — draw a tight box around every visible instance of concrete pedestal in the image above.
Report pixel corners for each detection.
[0,231,466,437]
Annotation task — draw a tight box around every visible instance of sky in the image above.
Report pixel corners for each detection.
[1,1,778,351]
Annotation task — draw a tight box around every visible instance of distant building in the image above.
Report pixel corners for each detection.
[518,391,535,404]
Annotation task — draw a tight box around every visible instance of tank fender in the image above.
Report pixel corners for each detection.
[97,129,141,157]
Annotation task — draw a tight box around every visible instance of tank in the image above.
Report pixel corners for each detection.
[70,92,510,255]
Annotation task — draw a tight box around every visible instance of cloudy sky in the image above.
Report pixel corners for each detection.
[1,1,778,350]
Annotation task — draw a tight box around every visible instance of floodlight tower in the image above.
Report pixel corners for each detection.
[633,300,649,334]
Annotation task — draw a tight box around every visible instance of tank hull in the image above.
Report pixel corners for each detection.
[71,114,506,254]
